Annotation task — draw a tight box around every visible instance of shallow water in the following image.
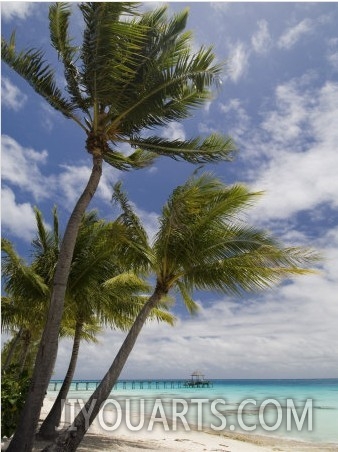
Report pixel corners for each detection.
[48,378,338,444]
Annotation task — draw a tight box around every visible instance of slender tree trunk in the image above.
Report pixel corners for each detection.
[19,330,32,373]
[43,285,164,452]
[7,155,102,452]
[38,321,84,439]
[2,328,22,373]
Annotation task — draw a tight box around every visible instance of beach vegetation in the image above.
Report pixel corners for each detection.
[1,365,31,439]
[1,236,51,375]
[2,3,235,449]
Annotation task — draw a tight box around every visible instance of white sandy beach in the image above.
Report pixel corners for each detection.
[2,397,337,452]
[10,397,333,452]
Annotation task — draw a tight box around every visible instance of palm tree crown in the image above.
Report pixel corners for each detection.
[117,173,319,309]
[2,2,235,168]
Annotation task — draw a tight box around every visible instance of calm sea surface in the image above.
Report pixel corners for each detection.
[48,378,338,444]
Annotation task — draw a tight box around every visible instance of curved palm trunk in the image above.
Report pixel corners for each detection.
[43,285,164,452]
[38,321,84,439]
[7,155,102,452]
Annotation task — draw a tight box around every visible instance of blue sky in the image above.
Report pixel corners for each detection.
[1,2,338,380]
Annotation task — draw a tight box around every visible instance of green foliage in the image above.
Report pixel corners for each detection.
[1,207,175,374]
[114,173,320,313]
[1,365,31,438]
[2,2,236,169]
[153,173,320,298]
[1,334,39,376]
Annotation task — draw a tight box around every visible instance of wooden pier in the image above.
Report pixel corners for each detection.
[48,379,189,391]
[48,374,213,392]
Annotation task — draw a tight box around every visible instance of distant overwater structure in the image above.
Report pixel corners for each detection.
[48,370,213,391]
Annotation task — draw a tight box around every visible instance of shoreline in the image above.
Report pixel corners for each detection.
[31,432,338,452]
[31,397,338,451]
[2,397,337,451]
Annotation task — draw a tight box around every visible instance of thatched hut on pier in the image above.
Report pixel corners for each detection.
[184,370,212,388]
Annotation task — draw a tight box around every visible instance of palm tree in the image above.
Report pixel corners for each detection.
[1,302,42,375]
[2,206,62,376]
[45,174,319,451]
[1,238,50,374]
[38,211,174,439]
[2,4,235,449]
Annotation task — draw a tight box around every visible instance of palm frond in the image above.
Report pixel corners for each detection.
[152,173,320,302]
[103,146,157,170]
[107,43,223,135]
[185,245,319,295]
[80,2,147,118]
[1,32,81,123]
[98,280,175,330]
[102,272,150,295]
[111,182,151,270]
[49,2,75,59]
[176,280,199,315]
[61,318,102,343]
[105,2,224,135]
[109,6,191,117]
[49,2,88,111]
[31,208,60,285]
[33,208,49,254]
[124,134,236,163]
[1,238,50,300]
[68,215,118,293]
[147,308,176,326]
[112,183,148,245]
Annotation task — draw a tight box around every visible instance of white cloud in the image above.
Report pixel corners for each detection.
[260,83,309,144]
[327,38,338,72]
[278,19,312,50]
[1,135,53,201]
[227,42,249,83]
[51,162,120,208]
[1,186,37,241]
[218,98,250,141]
[1,1,36,21]
[244,80,338,223]
[39,102,60,132]
[251,20,272,55]
[210,2,230,14]
[54,227,338,380]
[57,164,92,207]
[161,121,186,141]
[1,135,122,236]
[99,166,121,202]
[1,77,27,111]
[147,166,158,175]
[328,51,338,71]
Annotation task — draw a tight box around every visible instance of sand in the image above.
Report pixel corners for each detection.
[2,397,338,451]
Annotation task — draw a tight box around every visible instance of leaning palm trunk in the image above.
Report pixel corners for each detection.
[7,155,102,452]
[43,285,164,452]
[38,321,84,440]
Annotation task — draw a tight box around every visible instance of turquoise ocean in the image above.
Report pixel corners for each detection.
[48,378,338,446]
